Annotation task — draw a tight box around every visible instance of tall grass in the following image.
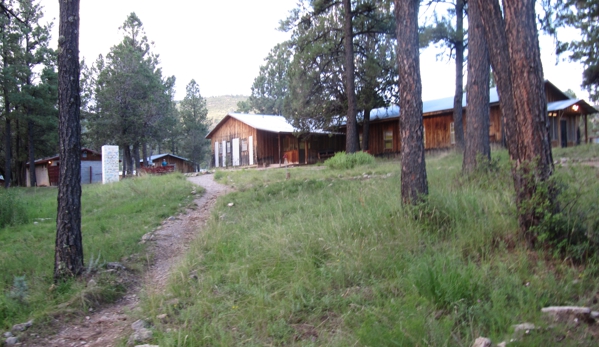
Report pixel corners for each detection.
[0,188,29,228]
[141,149,599,346]
[0,173,197,330]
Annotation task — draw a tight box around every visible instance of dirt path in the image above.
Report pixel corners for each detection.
[26,174,230,347]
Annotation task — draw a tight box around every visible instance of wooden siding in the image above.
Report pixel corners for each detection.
[209,116,346,167]
[424,114,453,149]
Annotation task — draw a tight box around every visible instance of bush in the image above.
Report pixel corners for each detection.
[324,151,375,169]
[0,189,29,228]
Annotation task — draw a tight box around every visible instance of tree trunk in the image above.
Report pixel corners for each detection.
[472,0,517,159]
[142,142,148,167]
[395,0,428,204]
[362,107,371,151]
[463,0,491,173]
[453,0,465,151]
[473,0,554,243]
[133,141,140,171]
[28,119,36,187]
[15,118,23,187]
[55,0,83,281]
[123,145,132,176]
[503,0,554,242]
[343,0,359,153]
[3,117,10,188]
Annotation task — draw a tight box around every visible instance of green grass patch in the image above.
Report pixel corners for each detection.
[142,148,599,346]
[324,151,376,169]
[0,173,198,330]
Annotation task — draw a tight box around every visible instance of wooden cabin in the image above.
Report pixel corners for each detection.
[26,148,103,187]
[357,80,597,157]
[141,153,195,173]
[206,113,345,168]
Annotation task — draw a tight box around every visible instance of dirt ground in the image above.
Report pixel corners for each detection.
[25,174,230,347]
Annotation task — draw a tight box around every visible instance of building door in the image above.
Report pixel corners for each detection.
[299,141,305,164]
[232,138,240,166]
[248,136,254,165]
[214,142,219,167]
[560,119,568,148]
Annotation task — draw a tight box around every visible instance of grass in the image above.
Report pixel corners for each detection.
[140,145,599,346]
[0,173,198,331]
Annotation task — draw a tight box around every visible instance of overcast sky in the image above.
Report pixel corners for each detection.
[41,0,589,102]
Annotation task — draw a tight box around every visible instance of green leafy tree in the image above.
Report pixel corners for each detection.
[247,43,291,115]
[280,0,396,151]
[87,13,176,175]
[554,0,599,102]
[179,79,210,170]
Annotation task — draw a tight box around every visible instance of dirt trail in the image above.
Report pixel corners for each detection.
[26,174,230,347]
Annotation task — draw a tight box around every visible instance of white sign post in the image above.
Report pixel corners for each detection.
[102,145,119,184]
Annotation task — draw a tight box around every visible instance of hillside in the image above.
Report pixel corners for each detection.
[206,95,248,126]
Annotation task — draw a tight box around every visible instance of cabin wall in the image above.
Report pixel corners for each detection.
[210,118,259,167]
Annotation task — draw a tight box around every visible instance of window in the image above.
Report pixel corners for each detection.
[226,142,231,153]
[384,130,393,150]
[82,151,87,158]
[242,139,248,152]
[423,126,426,147]
[450,122,455,145]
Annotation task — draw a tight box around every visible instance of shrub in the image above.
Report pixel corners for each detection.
[324,151,375,169]
[0,189,29,228]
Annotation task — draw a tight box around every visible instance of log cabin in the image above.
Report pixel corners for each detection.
[141,153,195,173]
[206,113,345,167]
[25,148,103,187]
[357,80,597,157]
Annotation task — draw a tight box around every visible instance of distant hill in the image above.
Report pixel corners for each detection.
[206,95,248,127]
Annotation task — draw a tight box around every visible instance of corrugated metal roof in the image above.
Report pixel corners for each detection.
[228,113,296,133]
[144,153,192,163]
[547,99,598,114]
[370,88,501,121]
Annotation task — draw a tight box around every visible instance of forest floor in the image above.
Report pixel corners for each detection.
[25,174,230,347]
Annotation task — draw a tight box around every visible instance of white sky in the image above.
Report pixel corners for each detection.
[41,0,589,102]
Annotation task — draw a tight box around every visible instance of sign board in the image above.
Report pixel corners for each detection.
[101,145,119,184]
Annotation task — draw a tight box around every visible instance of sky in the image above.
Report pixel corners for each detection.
[40,0,590,102]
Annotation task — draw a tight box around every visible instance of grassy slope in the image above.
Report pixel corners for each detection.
[0,174,198,330]
[142,146,599,346]
[206,95,248,126]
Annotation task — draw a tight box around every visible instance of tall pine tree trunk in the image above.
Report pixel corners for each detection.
[362,107,371,151]
[453,0,465,151]
[395,0,428,204]
[28,119,36,187]
[55,0,83,281]
[3,116,10,188]
[142,142,148,167]
[503,0,554,242]
[343,0,359,153]
[473,0,554,242]
[133,141,140,171]
[463,0,491,173]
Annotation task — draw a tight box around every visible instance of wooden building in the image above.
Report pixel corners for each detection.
[357,80,597,157]
[141,153,195,173]
[26,148,103,187]
[206,113,345,168]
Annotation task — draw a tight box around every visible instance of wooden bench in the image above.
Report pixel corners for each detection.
[318,150,335,161]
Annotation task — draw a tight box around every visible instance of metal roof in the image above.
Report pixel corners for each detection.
[547,99,598,114]
[370,88,501,121]
[228,113,296,133]
[144,153,192,163]
[206,113,334,139]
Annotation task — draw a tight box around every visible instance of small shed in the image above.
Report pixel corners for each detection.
[205,113,345,168]
[26,148,103,187]
[141,153,195,173]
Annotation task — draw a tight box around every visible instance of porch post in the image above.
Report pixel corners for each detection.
[278,133,281,167]
[585,114,588,144]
